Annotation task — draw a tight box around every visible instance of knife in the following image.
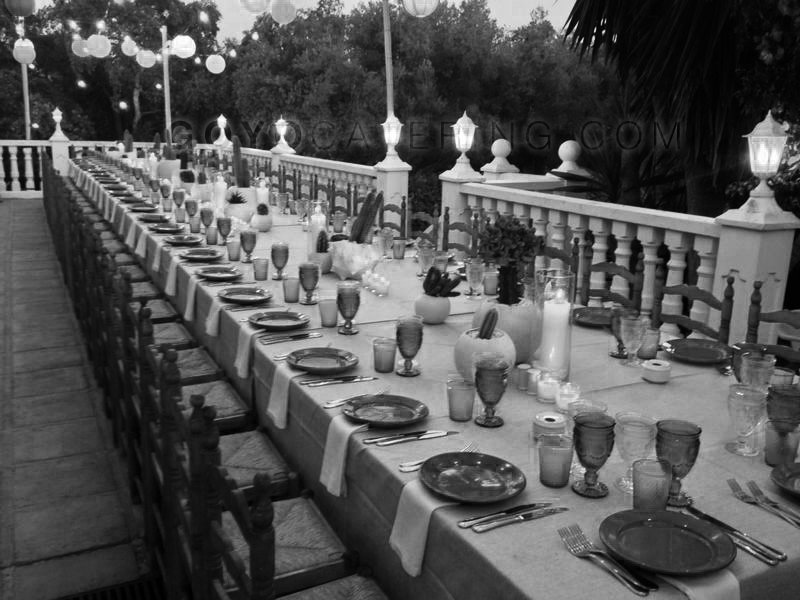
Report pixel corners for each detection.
[304,376,377,387]
[685,505,785,562]
[259,332,323,345]
[458,502,554,529]
[363,430,431,444]
[300,375,368,386]
[376,431,460,446]
[472,507,569,533]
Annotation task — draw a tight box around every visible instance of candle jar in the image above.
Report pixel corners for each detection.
[537,373,560,404]
[533,269,575,380]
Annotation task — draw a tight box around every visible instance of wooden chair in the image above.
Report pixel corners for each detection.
[745,281,800,366]
[584,253,645,311]
[441,206,480,256]
[378,192,406,238]
[539,237,581,277]
[652,272,735,344]
[409,206,440,249]
[190,396,386,600]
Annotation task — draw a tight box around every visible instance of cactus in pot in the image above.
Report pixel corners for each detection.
[308,230,332,274]
[250,201,273,232]
[454,308,516,380]
[413,266,461,324]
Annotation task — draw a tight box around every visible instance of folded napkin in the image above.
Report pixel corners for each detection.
[124,224,137,249]
[134,228,147,259]
[204,301,223,337]
[319,415,365,497]
[389,479,456,577]
[660,570,740,600]
[103,190,113,221]
[165,260,179,296]
[233,326,255,379]
[183,275,198,321]
[263,360,296,429]
[152,245,165,273]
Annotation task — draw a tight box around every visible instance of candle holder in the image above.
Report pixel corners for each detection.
[533,269,575,380]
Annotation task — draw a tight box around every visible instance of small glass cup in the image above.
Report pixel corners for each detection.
[538,434,573,488]
[765,420,800,466]
[226,239,241,262]
[373,337,398,373]
[447,373,475,422]
[392,238,407,260]
[188,215,201,233]
[205,225,218,246]
[632,458,671,510]
[417,243,435,277]
[433,251,450,273]
[483,268,499,296]
[740,352,776,391]
[465,258,485,298]
[555,382,581,413]
[537,373,561,404]
[726,384,767,457]
[253,257,269,281]
[771,367,797,387]
[283,276,300,303]
[317,290,338,327]
[637,328,661,360]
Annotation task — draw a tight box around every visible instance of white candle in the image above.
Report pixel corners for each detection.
[537,374,560,403]
[538,289,571,377]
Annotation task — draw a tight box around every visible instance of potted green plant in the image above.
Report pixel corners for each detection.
[224,135,256,221]
[414,267,460,324]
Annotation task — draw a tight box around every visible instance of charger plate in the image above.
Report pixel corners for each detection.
[770,463,800,500]
[196,266,241,282]
[149,223,184,234]
[218,287,273,305]
[180,248,224,262]
[164,234,203,246]
[286,347,358,375]
[342,394,428,428]
[662,339,732,365]
[248,311,310,331]
[420,452,526,504]
[599,510,736,576]
[138,214,170,223]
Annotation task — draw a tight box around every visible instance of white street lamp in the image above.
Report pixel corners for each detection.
[441,110,482,180]
[743,110,788,215]
[272,115,295,154]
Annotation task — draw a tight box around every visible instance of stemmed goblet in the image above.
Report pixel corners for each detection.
[726,384,767,457]
[185,199,199,219]
[655,419,702,507]
[619,314,645,366]
[173,188,186,209]
[271,242,289,280]
[159,179,173,210]
[473,352,510,428]
[200,206,215,232]
[216,217,232,247]
[298,263,320,305]
[336,281,361,335]
[614,412,657,493]
[240,229,257,263]
[572,412,616,498]
[395,315,424,376]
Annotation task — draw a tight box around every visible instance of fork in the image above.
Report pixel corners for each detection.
[747,480,800,527]
[558,526,649,596]
[398,441,477,472]
[323,387,390,410]
[727,478,800,527]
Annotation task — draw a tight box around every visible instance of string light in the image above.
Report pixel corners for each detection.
[250,31,259,41]
[199,10,209,23]
[119,100,128,110]
[77,79,87,88]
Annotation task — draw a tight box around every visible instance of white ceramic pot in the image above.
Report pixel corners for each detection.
[414,294,451,325]
[453,328,517,381]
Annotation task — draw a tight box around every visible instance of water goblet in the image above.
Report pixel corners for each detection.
[740,352,776,392]
[655,419,702,507]
[619,314,645,366]
[200,206,215,231]
[173,188,186,208]
[336,281,361,335]
[149,179,160,195]
[271,242,289,280]
[395,314,424,376]
[473,352,510,428]
[614,412,657,493]
[725,384,767,457]
[298,263,320,305]
[465,258,485,298]
[159,179,172,201]
[216,217,232,246]
[185,199,199,218]
[417,243,435,278]
[572,412,616,498]
[567,399,609,478]
[240,229,257,263]
[766,385,800,465]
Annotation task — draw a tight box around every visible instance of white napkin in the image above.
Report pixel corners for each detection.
[103,189,113,221]
[165,260,179,296]
[233,326,255,379]
[183,275,198,321]
[389,479,456,577]
[125,224,137,249]
[152,245,165,273]
[205,301,223,337]
[134,229,147,259]
[265,361,295,429]
[319,415,364,497]
[660,570,740,600]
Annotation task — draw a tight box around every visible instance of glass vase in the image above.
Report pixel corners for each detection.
[533,268,574,381]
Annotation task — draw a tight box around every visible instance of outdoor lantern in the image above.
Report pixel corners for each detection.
[271,0,297,25]
[5,0,35,18]
[452,110,477,154]
[120,37,138,57]
[376,112,404,167]
[745,110,787,181]
[241,0,269,13]
[171,35,196,59]
[86,33,111,58]
[13,38,35,64]
[136,49,157,68]
[205,54,226,74]
[71,37,89,57]
[402,0,440,18]
[272,115,295,154]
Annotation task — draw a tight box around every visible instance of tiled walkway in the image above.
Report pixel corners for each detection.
[0,198,143,599]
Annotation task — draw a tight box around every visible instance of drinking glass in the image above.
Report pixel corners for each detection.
[614,412,657,493]
[655,419,702,507]
[417,243,435,278]
[572,412,616,498]
[173,188,186,208]
[336,281,361,335]
[619,314,645,366]
[185,199,199,218]
[332,211,346,233]
[465,258,485,298]
[740,352,776,391]
[240,229,257,263]
[433,251,450,273]
[473,351,510,428]
[632,459,672,510]
[271,242,289,280]
[200,206,215,231]
[298,262,320,305]
[725,384,767,457]
[766,385,800,466]
[159,179,172,201]
[568,400,608,477]
[446,373,475,421]
[395,314,424,376]
[216,217,232,246]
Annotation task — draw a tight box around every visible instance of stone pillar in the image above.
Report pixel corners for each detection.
[440,168,482,251]
[49,107,70,174]
[374,161,411,232]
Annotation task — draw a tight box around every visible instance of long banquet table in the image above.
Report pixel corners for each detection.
[70,160,800,600]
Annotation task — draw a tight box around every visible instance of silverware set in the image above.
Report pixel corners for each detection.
[224,303,285,312]
[301,375,378,387]
[400,441,478,473]
[728,478,800,528]
[322,387,389,409]
[258,332,323,345]
[362,430,460,446]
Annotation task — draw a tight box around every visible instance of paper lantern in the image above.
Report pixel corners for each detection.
[13,38,35,64]
[205,54,225,74]
[402,0,440,17]
[120,37,138,57]
[171,34,196,59]
[240,0,269,14]
[271,0,296,25]
[136,49,157,68]
[71,38,89,57]
[86,34,111,58]
[5,0,35,17]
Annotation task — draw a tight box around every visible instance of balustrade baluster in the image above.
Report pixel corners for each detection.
[660,231,690,338]
[548,209,567,269]
[610,223,635,300]
[567,214,589,302]
[636,225,664,318]
[0,145,7,192]
[587,217,610,307]
[23,146,34,191]
[10,147,21,192]
[689,235,719,335]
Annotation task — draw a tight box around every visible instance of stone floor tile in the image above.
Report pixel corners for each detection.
[13,346,84,373]
[11,250,56,262]
[14,493,129,563]
[12,302,71,320]
[11,277,63,293]
[13,328,79,353]
[13,417,102,463]
[14,452,116,508]
[12,389,95,427]
[13,365,88,398]
[12,287,71,306]
[12,313,77,335]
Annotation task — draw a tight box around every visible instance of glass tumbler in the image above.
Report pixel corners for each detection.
[538,434,573,488]
[465,258,485,298]
[417,243,435,277]
[740,352,776,391]
[632,459,671,510]
[726,384,767,457]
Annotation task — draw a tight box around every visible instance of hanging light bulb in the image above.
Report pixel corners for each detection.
[86,33,111,58]
[228,48,237,58]
[119,100,129,110]
[96,19,106,30]
[12,38,36,64]
[205,54,225,74]
[120,36,138,57]
[67,19,78,31]
[135,49,157,68]
[251,31,260,41]
[71,37,89,57]
[171,34,196,59]
[402,0,440,17]
[193,56,201,65]
[271,0,296,25]
[77,79,87,88]
[155,82,163,90]
[5,0,36,18]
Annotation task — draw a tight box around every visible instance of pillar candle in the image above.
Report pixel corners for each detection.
[538,290,571,377]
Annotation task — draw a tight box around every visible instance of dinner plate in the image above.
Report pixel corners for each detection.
[149,223,184,234]
[662,339,732,365]
[139,213,170,223]
[286,347,359,375]
[180,248,224,262]
[770,463,800,500]
[164,234,204,246]
[573,306,612,328]
[119,195,142,203]
[129,204,157,212]
[218,287,273,305]
[342,394,429,428]
[599,510,736,576]
[195,266,241,282]
[247,311,310,331]
[419,452,526,504]
[103,184,127,191]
